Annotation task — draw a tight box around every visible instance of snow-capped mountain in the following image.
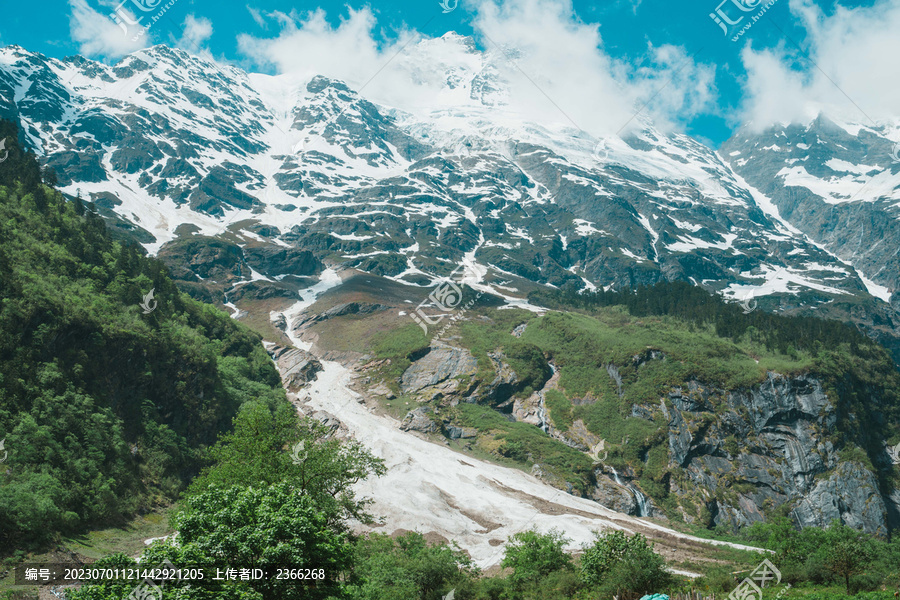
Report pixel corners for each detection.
[721,116,900,306]
[1,38,897,347]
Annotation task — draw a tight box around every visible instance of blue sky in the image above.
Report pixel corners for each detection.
[0,0,891,146]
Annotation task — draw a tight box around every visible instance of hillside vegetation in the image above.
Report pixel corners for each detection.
[345,281,900,528]
[67,392,900,600]
[0,121,285,549]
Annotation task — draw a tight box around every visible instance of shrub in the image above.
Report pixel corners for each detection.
[580,530,673,596]
[501,529,572,589]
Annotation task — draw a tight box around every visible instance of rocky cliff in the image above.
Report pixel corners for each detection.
[389,337,900,536]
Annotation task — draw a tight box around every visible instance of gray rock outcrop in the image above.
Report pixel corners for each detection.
[389,334,897,535]
[793,462,888,536]
[297,302,390,327]
[268,345,323,392]
[400,342,478,399]
[446,425,477,439]
[667,372,893,535]
[400,406,438,433]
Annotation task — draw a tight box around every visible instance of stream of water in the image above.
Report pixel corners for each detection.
[610,467,651,517]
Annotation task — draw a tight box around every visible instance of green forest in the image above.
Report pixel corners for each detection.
[0,120,285,548]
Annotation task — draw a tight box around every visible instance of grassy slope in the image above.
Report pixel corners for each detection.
[304,284,900,524]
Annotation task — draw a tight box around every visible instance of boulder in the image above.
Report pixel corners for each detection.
[400,407,438,433]
[591,478,638,515]
[268,345,323,392]
[400,343,478,397]
[446,425,477,440]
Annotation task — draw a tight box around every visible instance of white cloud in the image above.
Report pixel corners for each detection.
[740,0,900,130]
[237,0,717,137]
[238,8,402,83]
[472,0,716,134]
[247,6,267,29]
[176,14,213,53]
[67,0,148,59]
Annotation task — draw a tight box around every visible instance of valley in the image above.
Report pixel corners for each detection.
[1,26,900,598]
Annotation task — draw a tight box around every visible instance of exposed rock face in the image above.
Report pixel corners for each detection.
[242,243,321,278]
[668,372,894,536]
[297,302,390,327]
[478,351,525,406]
[591,475,639,515]
[553,420,599,454]
[390,337,897,535]
[793,462,888,535]
[158,236,247,283]
[513,362,559,431]
[400,343,479,399]
[268,345,323,393]
[228,280,299,303]
[512,393,545,429]
[400,406,438,433]
[156,236,322,304]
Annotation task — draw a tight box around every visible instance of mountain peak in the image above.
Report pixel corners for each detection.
[306,75,353,95]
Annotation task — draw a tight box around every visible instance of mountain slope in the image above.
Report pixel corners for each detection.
[3,36,900,551]
[0,122,285,549]
[1,41,895,336]
[279,273,900,538]
[721,115,900,303]
[721,115,900,359]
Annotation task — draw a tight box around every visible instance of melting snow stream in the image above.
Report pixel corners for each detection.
[270,270,765,571]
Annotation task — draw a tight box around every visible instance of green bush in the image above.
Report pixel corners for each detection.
[501,529,572,589]
[579,530,673,596]
[67,483,352,600]
[346,532,477,600]
[544,389,573,431]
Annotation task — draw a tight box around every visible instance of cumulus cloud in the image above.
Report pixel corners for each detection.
[740,0,900,130]
[238,8,406,84]
[68,0,148,59]
[176,14,213,53]
[237,0,717,137]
